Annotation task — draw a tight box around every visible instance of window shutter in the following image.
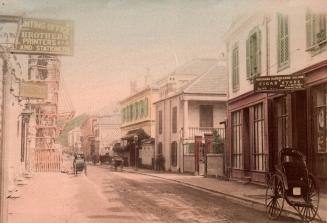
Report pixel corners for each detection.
[144,98,148,117]
[246,38,250,78]
[284,15,289,63]
[256,29,262,75]
[277,15,281,66]
[306,12,313,48]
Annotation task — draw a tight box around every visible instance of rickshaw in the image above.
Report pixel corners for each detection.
[265,148,320,222]
[112,155,124,171]
[73,152,87,175]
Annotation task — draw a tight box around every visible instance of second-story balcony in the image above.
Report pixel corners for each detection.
[185,127,225,140]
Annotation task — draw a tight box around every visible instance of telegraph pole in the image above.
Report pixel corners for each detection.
[0,46,10,223]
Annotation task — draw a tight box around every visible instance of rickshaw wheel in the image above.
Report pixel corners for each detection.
[265,174,285,220]
[298,175,319,222]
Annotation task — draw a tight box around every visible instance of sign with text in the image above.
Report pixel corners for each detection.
[19,81,48,99]
[13,18,73,55]
[254,74,305,93]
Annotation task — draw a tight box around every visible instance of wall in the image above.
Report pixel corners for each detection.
[183,155,195,173]
[206,154,224,177]
[226,7,327,101]
[140,143,154,168]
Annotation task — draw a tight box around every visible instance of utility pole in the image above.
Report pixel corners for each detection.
[0,45,10,223]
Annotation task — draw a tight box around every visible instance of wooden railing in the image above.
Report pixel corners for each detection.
[186,127,225,140]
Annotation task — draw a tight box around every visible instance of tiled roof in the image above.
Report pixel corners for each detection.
[172,58,220,76]
[183,63,227,95]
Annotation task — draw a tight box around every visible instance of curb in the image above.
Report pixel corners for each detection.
[122,168,325,223]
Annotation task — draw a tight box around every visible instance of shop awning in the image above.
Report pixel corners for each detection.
[121,128,150,141]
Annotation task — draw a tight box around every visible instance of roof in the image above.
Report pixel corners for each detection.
[121,128,150,141]
[156,58,221,85]
[182,63,227,95]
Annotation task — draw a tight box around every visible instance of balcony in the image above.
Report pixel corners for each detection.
[186,127,225,140]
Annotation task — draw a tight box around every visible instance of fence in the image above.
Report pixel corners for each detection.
[187,127,225,140]
[32,149,63,172]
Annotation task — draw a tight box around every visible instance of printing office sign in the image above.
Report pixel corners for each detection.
[19,81,48,99]
[13,18,73,56]
[254,74,305,93]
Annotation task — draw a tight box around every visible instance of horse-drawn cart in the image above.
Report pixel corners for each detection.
[73,153,87,175]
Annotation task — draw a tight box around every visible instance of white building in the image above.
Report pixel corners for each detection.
[68,127,82,153]
[93,113,121,156]
[224,3,327,184]
[155,58,227,173]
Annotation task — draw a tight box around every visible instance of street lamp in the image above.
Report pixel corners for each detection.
[133,135,138,170]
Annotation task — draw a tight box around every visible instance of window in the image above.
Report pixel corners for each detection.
[200,105,213,128]
[276,96,289,152]
[232,43,239,90]
[252,103,267,171]
[314,85,327,153]
[144,98,149,118]
[135,102,139,120]
[306,10,327,51]
[140,100,144,118]
[277,14,289,69]
[246,28,261,79]
[171,141,177,167]
[129,104,133,121]
[172,106,177,133]
[232,111,242,169]
[158,110,163,134]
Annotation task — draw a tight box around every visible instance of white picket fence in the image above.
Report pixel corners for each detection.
[32,149,63,172]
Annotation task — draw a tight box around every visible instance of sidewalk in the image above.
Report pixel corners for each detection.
[123,167,327,223]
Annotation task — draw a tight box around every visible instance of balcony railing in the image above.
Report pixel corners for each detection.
[186,127,225,140]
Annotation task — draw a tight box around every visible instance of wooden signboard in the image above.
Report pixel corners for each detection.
[254,74,305,93]
[12,18,73,56]
[19,81,48,99]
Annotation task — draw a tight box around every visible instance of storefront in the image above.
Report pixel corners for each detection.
[226,62,327,186]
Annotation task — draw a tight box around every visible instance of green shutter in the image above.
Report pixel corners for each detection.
[277,14,281,66]
[144,98,148,117]
[256,29,261,75]
[246,38,250,78]
[306,11,312,48]
[284,15,289,63]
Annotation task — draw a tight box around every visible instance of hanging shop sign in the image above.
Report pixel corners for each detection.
[12,18,73,56]
[254,74,305,93]
[19,81,48,99]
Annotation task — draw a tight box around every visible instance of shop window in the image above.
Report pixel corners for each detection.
[277,14,289,70]
[232,111,242,169]
[306,10,327,52]
[232,43,239,90]
[246,27,261,79]
[171,141,177,167]
[315,86,327,153]
[252,103,267,171]
[158,110,163,134]
[200,105,213,128]
[172,106,177,133]
[276,96,289,151]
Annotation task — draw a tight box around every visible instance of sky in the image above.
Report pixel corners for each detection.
[0,0,325,114]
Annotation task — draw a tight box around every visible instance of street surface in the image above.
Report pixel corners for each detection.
[9,165,300,223]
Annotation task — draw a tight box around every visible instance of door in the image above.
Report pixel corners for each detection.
[271,96,290,168]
